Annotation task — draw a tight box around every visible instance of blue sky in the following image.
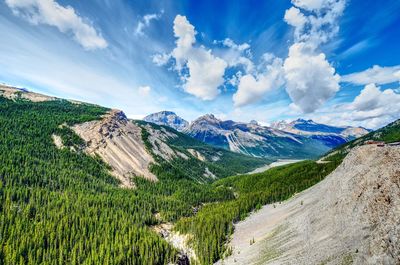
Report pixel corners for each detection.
[0,0,399,128]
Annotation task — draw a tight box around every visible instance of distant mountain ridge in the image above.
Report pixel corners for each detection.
[143,111,371,159]
[143,111,189,131]
[271,118,370,138]
[185,114,331,159]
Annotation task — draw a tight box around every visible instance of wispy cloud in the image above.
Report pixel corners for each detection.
[5,0,107,50]
[135,11,163,36]
[341,65,400,85]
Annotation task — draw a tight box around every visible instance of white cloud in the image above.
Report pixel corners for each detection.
[221,38,251,52]
[5,0,107,50]
[138,85,151,96]
[307,83,400,129]
[183,48,227,100]
[135,12,162,36]
[278,0,344,113]
[350,83,381,111]
[234,0,344,110]
[155,15,228,100]
[284,7,307,38]
[292,0,333,11]
[171,15,196,70]
[345,83,400,128]
[233,57,284,107]
[341,65,400,85]
[283,42,340,113]
[288,0,345,48]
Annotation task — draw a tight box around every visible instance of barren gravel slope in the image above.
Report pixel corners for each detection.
[217,145,400,265]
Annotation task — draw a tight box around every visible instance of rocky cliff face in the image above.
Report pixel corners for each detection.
[143,111,189,131]
[219,145,400,265]
[72,110,157,187]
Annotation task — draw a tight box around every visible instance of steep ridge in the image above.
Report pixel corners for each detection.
[143,111,370,159]
[186,114,330,159]
[218,145,400,265]
[72,109,157,187]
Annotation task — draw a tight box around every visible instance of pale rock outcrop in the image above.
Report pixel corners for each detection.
[72,110,157,187]
[187,149,206,161]
[144,124,189,161]
[52,134,64,149]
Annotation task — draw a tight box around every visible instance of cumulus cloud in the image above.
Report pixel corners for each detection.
[135,12,162,36]
[234,0,344,110]
[284,7,307,39]
[288,0,345,48]
[279,0,344,112]
[341,65,400,85]
[283,43,340,113]
[5,0,107,50]
[154,15,227,100]
[233,57,284,107]
[312,83,400,129]
[138,85,151,96]
[343,83,400,128]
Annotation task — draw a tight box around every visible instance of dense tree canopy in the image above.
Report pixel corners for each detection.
[3,96,393,264]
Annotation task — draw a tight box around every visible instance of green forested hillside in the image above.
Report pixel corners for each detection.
[0,97,240,264]
[175,158,342,264]
[0,97,172,264]
[2,93,398,265]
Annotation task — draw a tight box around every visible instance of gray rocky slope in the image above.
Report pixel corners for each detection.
[218,145,400,265]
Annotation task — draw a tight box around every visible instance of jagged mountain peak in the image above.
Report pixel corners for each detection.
[143,110,189,131]
[294,118,315,124]
[195,113,219,122]
[249,120,259,126]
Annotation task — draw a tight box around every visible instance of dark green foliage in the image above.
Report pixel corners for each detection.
[4,95,395,264]
[175,160,342,264]
[0,97,244,264]
[0,98,181,264]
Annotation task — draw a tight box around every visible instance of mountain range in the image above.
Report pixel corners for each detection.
[144,111,370,159]
[1,84,399,265]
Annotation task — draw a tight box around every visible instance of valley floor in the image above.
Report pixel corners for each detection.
[247,159,303,174]
[216,145,400,265]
